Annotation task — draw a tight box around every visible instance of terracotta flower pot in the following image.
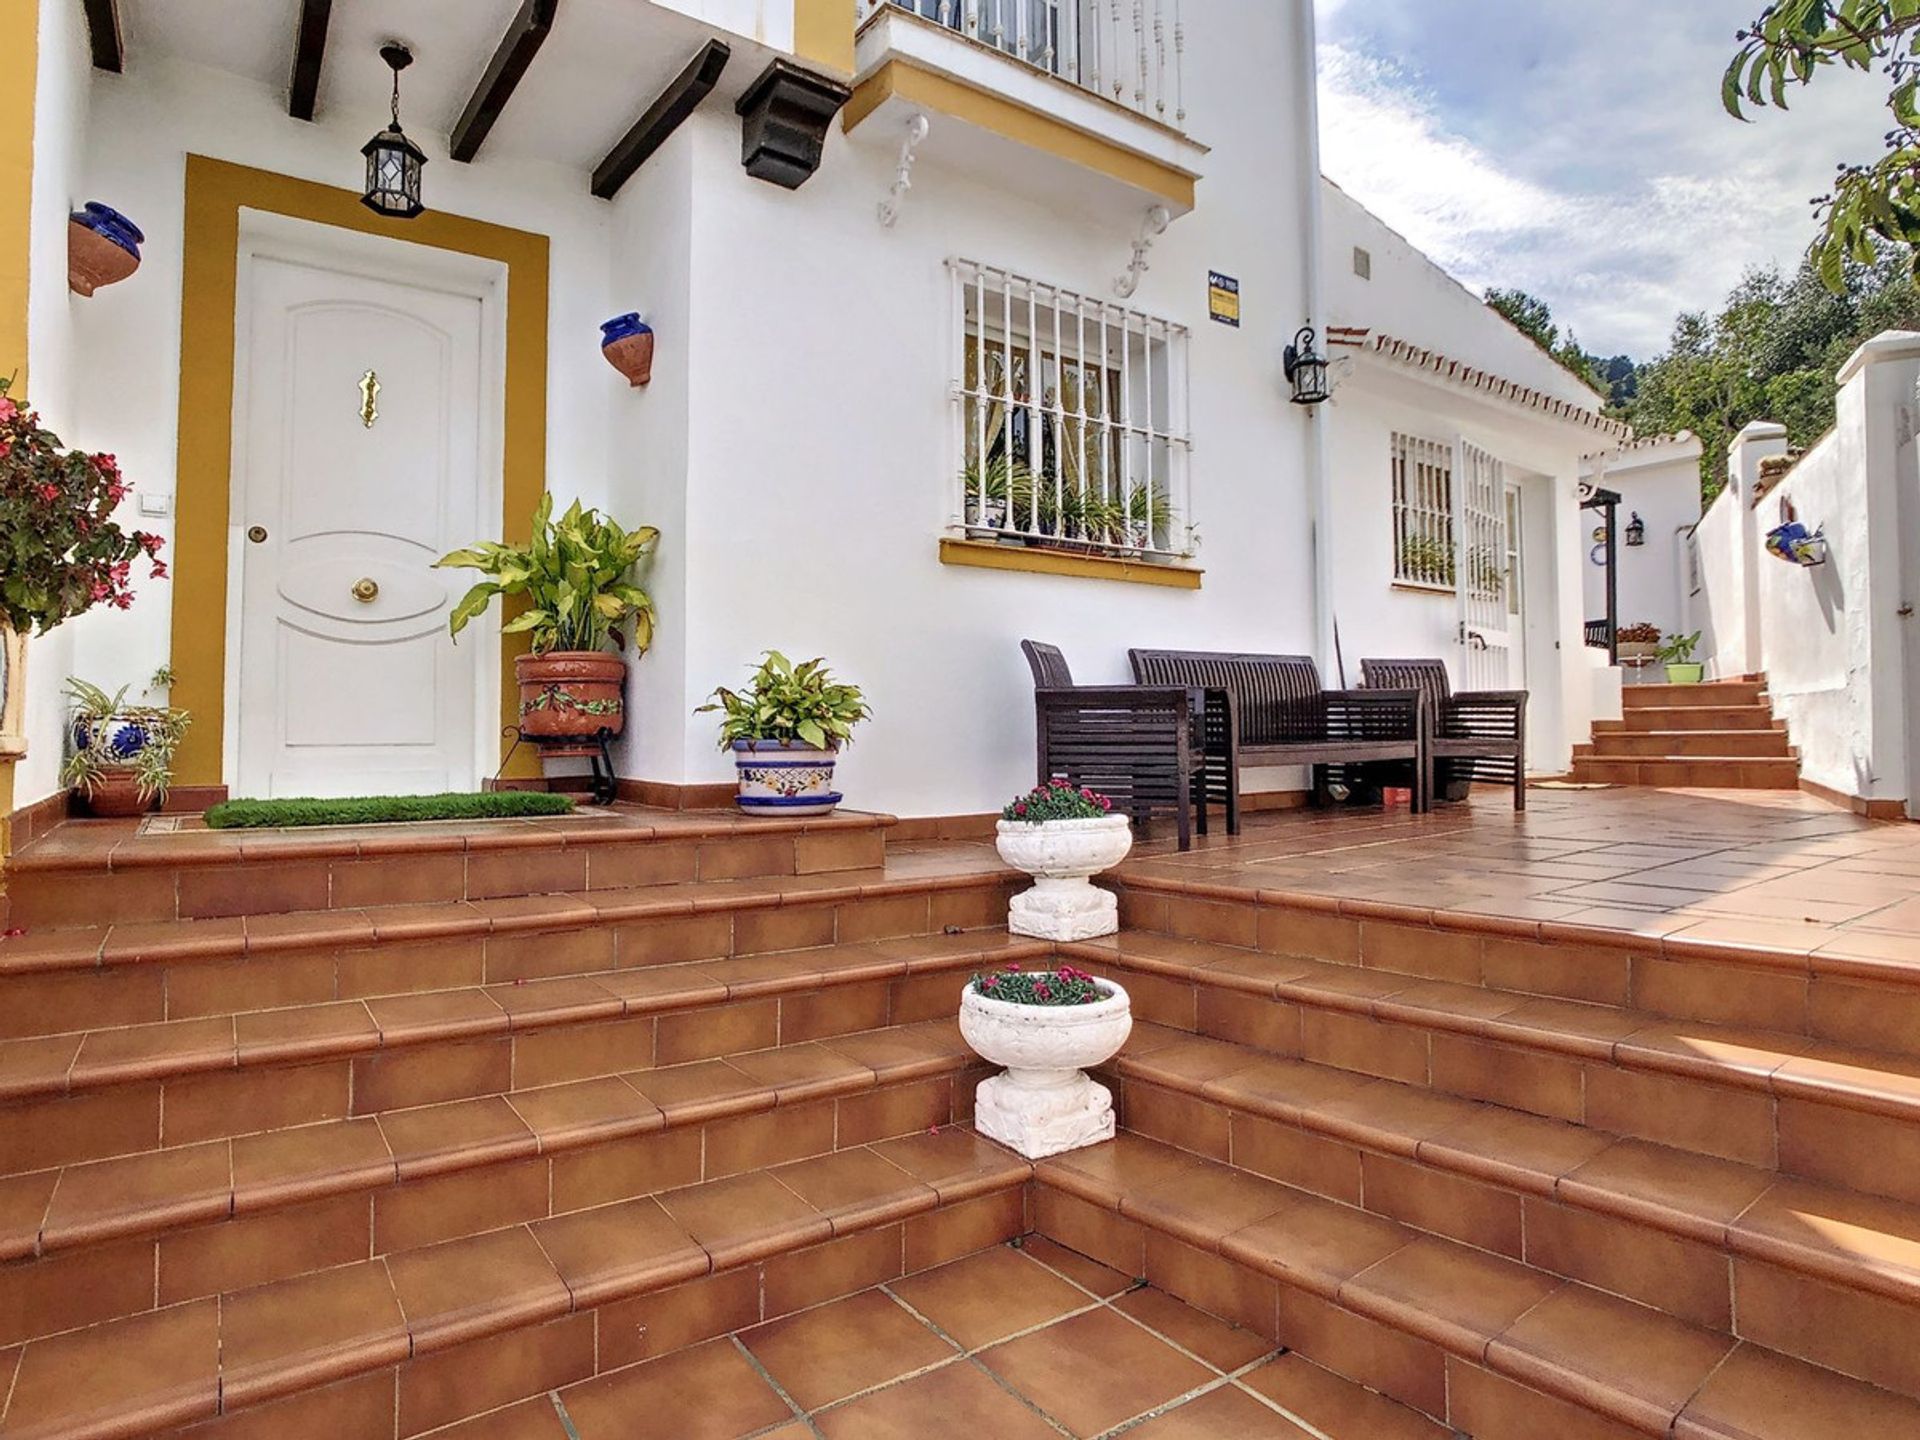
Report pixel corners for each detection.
[79,769,152,818]
[515,651,626,739]
[600,314,654,388]
[68,204,143,297]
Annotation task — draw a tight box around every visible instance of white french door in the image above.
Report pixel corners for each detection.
[233,252,489,799]
[1453,440,1516,692]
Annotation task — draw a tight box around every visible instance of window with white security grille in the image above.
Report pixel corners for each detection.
[950,258,1193,558]
[1391,432,1457,589]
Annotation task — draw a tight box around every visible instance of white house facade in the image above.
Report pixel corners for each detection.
[6,0,1625,831]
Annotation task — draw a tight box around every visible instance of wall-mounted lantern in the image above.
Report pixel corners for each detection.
[1624,511,1646,548]
[362,45,427,220]
[1283,327,1331,406]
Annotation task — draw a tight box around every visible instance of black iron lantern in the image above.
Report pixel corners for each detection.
[1624,511,1646,547]
[1283,326,1331,406]
[362,45,426,220]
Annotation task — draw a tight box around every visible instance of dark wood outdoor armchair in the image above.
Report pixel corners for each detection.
[1127,649,1426,813]
[1361,658,1528,811]
[1022,641,1213,851]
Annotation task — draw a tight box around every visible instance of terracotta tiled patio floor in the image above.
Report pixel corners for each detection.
[1120,787,1920,962]
[437,1242,1444,1439]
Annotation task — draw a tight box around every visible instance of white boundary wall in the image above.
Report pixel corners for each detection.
[1693,336,1919,810]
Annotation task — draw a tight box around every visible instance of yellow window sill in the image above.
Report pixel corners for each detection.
[939,537,1202,589]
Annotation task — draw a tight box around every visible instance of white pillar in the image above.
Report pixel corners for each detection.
[1726,421,1789,679]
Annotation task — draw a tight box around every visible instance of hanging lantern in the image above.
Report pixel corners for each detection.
[362,45,426,220]
[1624,511,1646,547]
[1283,326,1331,406]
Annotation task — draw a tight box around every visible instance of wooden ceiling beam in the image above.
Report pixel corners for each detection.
[82,0,123,73]
[287,0,333,121]
[449,0,560,163]
[591,37,730,201]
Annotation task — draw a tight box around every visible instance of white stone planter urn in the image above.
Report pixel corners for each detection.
[995,813,1133,941]
[960,977,1132,1159]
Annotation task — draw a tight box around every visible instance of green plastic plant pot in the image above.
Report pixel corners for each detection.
[1665,663,1705,685]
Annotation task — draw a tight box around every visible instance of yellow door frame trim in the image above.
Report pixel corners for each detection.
[844,59,1197,210]
[172,154,550,788]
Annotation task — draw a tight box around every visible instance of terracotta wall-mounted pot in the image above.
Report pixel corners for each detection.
[68,203,143,297]
[516,651,626,739]
[601,314,654,388]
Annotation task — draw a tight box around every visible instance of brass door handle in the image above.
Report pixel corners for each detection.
[351,578,379,603]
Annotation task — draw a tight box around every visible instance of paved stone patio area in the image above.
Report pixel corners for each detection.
[1122,787,1920,965]
[457,1240,1442,1439]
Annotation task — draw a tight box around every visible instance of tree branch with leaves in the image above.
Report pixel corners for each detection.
[1725,1,1920,289]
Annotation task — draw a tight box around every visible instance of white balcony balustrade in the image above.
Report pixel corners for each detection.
[857,0,1187,131]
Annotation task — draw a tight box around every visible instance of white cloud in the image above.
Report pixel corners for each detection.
[1316,4,1893,358]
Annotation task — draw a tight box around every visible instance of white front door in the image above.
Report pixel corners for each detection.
[234,254,487,799]
[1454,440,1515,691]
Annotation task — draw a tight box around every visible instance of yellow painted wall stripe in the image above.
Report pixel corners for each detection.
[793,0,856,75]
[845,59,1197,210]
[0,0,39,851]
[172,156,550,788]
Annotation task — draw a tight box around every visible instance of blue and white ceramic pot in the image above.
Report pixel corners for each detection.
[68,203,144,297]
[730,740,841,817]
[600,313,654,388]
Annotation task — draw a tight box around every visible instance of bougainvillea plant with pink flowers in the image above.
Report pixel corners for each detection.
[1001,779,1116,823]
[0,377,166,636]
[968,965,1110,1007]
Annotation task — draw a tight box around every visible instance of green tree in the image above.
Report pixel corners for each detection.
[1484,288,1612,395]
[1624,248,1920,498]
[1724,2,1920,289]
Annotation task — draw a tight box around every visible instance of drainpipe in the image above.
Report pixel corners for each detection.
[1294,1,1337,673]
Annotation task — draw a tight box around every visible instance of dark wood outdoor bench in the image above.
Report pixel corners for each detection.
[1127,649,1426,813]
[1361,657,1528,811]
[1023,641,1214,851]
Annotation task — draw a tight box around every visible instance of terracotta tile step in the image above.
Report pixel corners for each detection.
[1,835,1009,943]
[1569,757,1802,789]
[1118,870,1920,1035]
[0,1022,996,1350]
[1031,1133,1920,1438]
[3,814,890,890]
[0,933,1038,1176]
[0,869,1020,1039]
[1106,1024,1920,1373]
[1623,681,1769,708]
[1062,931,1920,1205]
[1582,730,1796,759]
[0,1129,1031,1440]
[1603,706,1785,732]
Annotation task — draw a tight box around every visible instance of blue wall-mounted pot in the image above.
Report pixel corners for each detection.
[68,202,144,296]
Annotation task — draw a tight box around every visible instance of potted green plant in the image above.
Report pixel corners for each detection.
[60,678,191,817]
[697,652,871,816]
[1659,631,1705,684]
[437,495,659,741]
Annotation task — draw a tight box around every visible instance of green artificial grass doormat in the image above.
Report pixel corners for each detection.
[203,791,577,830]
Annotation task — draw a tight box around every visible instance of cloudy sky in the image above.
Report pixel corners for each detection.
[1315,0,1893,359]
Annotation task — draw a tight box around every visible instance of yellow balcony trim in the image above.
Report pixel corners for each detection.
[940,537,1202,589]
[846,58,1197,210]
[793,0,856,74]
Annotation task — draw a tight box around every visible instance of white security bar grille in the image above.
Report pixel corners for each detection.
[949,258,1193,559]
[1391,432,1456,589]
[861,0,1187,128]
